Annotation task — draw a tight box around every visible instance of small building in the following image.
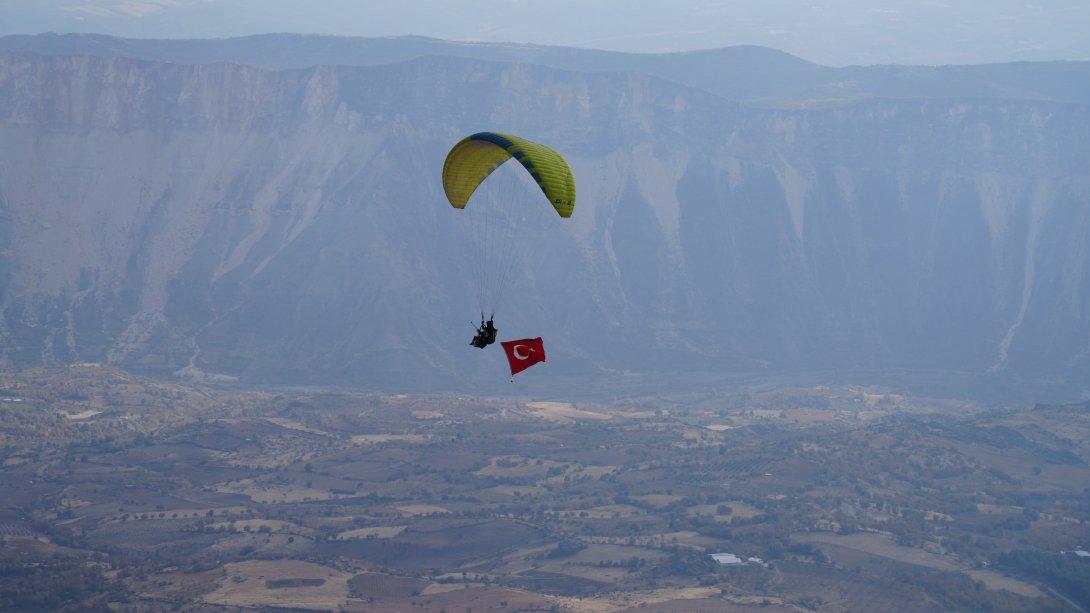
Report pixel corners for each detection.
[710,553,744,565]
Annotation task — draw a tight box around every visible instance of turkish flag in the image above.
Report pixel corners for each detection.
[500,337,547,377]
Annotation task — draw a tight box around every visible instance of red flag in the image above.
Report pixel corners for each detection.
[500,337,546,377]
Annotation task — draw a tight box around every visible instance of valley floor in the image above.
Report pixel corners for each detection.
[1,365,1088,610]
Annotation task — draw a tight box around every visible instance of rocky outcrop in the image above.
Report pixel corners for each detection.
[1,48,1087,395]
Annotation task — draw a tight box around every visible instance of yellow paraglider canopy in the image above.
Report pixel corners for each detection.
[442,132,576,218]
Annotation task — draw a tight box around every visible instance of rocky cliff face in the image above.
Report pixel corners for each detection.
[1,49,1088,395]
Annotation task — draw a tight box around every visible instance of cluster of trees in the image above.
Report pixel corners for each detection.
[998,550,1090,609]
[544,538,587,559]
[0,557,124,610]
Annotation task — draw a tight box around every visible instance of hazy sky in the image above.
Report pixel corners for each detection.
[2,0,1089,65]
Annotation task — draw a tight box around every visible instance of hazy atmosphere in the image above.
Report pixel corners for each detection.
[1,1,1089,611]
[3,0,1090,65]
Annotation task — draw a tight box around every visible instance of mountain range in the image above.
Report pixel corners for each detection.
[1,33,1088,399]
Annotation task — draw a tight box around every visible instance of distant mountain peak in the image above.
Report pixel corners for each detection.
[3,32,1086,108]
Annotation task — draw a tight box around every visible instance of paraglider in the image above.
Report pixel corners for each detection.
[470,317,498,349]
[441,132,575,352]
[442,131,575,218]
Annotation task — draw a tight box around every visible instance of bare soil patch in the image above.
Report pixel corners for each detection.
[338,525,407,539]
[556,586,722,612]
[351,433,429,445]
[966,569,1046,598]
[395,504,450,516]
[633,494,682,508]
[796,531,961,571]
[524,402,612,423]
[203,559,350,610]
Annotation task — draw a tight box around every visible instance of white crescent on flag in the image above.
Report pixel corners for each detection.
[512,344,531,360]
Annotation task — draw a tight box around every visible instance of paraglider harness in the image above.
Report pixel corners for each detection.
[470,315,498,349]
